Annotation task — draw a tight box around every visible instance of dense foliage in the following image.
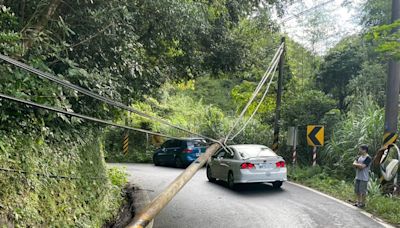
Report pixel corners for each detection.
[0,0,399,225]
[0,132,126,226]
[0,0,292,225]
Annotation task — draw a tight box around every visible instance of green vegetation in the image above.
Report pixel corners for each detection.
[0,132,127,226]
[0,0,290,225]
[288,166,400,225]
[0,0,399,226]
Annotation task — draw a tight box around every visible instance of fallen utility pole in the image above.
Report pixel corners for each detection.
[272,37,285,152]
[127,141,222,228]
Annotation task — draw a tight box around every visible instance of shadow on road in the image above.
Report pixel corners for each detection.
[207,180,285,197]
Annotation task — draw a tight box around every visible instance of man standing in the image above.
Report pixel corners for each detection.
[353,145,372,208]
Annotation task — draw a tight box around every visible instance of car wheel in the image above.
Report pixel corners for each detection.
[175,157,184,168]
[153,156,160,166]
[272,181,283,189]
[207,166,216,183]
[227,172,235,189]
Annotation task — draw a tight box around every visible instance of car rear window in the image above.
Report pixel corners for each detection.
[236,146,276,158]
[187,139,207,147]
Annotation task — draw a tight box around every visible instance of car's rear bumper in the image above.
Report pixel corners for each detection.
[180,153,202,165]
[235,168,287,183]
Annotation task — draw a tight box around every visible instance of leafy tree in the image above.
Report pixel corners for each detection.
[366,20,400,60]
[360,0,391,27]
[346,62,387,107]
[282,89,336,127]
[317,36,367,110]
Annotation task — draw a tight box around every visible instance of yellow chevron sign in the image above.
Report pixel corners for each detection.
[383,132,398,147]
[307,125,324,147]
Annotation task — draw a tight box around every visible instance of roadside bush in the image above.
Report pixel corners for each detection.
[319,97,384,180]
[104,127,155,163]
[108,167,128,188]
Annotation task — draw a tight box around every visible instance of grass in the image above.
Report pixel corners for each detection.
[288,165,400,226]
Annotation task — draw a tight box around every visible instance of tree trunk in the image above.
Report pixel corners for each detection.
[20,0,26,25]
[23,0,62,52]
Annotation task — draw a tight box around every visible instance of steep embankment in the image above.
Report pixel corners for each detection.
[0,131,126,227]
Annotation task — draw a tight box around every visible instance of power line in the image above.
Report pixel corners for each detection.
[280,0,336,24]
[0,93,190,141]
[0,93,236,158]
[0,54,218,143]
[224,43,284,143]
[229,51,281,141]
[0,167,107,180]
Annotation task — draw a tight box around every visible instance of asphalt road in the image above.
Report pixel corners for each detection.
[112,163,387,228]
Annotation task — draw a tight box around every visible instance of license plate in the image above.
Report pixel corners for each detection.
[258,164,267,169]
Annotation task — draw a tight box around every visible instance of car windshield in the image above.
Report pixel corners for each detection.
[236,146,276,159]
[187,139,207,147]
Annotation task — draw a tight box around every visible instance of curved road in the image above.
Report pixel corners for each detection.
[113,164,389,228]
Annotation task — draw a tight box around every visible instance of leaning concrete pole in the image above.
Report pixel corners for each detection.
[383,0,400,146]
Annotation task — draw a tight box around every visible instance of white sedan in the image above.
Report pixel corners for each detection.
[206,144,287,189]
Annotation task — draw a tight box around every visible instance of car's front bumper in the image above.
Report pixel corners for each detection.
[235,168,287,183]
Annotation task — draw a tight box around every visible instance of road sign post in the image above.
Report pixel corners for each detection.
[307,125,324,166]
[287,127,298,165]
[312,146,317,166]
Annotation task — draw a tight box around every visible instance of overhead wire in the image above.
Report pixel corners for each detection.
[0,93,234,155]
[0,167,107,180]
[229,49,281,141]
[0,54,218,143]
[224,43,284,143]
[280,0,336,24]
[0,93,190,141]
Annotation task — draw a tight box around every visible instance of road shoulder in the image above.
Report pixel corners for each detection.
[288,181,394,228]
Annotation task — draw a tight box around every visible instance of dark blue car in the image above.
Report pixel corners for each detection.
[153,138,207,168]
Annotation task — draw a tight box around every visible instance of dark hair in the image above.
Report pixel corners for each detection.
[360,145,368,152]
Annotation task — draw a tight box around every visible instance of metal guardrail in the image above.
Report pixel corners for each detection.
[127,141,222,228]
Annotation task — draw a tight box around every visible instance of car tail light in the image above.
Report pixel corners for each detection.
[241,163,255,169]
[183,148,193,153]
[276,161,285,168]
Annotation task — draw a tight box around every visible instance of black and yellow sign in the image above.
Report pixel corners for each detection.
[383,132,398,147]
[123,132,129,155]
[307,125,324,147]
[151,134,164,147]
